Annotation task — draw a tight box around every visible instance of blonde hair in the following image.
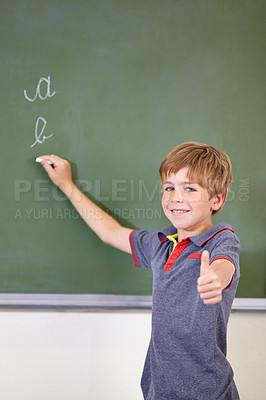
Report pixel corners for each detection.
[159,142,232,215]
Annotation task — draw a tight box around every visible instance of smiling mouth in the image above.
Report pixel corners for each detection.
[170,209,190,215]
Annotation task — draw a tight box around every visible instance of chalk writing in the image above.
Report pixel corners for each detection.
[30,117,54,148]
[24,75,56,148]
[24,76,56,102]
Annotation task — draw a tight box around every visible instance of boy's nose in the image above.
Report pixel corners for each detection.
[170,190,184,202]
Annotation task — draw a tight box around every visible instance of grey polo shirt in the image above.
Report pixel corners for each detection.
[130,223,240,400]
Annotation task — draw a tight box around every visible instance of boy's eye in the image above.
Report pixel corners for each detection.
[186,187,196,192]
[164,186,174,192]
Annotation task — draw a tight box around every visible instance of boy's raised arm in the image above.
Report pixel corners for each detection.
[38,155,133,254]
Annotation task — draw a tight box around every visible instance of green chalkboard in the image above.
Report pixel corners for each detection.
[0,0,265,297]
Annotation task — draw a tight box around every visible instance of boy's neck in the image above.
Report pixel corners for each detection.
[177,222,213,242]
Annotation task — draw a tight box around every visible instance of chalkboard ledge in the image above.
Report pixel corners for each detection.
[0,294,265,312]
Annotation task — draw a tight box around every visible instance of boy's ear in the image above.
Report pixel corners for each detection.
[211,193,225,211]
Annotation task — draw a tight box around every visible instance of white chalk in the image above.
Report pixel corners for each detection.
[36,157,53,165]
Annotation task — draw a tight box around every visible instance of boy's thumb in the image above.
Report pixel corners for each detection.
[200,250,210,276]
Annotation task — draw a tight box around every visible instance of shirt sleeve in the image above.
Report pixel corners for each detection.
[129,229,158,269]
[209,230,241,279]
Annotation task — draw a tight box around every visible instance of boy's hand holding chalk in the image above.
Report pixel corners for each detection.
[36,157,53,165]
[36,155,74,195]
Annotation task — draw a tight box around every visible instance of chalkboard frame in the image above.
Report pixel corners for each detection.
[0,294,265,312]
[1,0,265,298]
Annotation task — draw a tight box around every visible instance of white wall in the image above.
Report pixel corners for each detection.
[227,312,266,400]
[0,310,265,400]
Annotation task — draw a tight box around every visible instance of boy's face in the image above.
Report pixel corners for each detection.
[161,167,223,239]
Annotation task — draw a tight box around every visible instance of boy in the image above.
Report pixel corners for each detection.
[39,142,240,400]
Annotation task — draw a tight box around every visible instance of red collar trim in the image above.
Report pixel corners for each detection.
[199,228,234,246]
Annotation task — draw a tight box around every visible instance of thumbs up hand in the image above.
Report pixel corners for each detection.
[197,250,223,305]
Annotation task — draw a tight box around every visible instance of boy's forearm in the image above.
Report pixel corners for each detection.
[38,155,133,253]
[61,182,133,253]
[211,260,235,289]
